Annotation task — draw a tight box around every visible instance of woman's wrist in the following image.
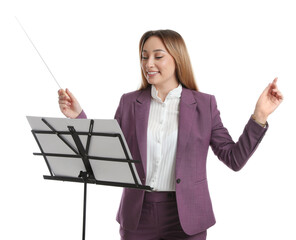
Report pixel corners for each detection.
[252,113,267,127]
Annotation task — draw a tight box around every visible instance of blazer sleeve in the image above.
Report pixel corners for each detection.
[76,110,87,119]
[210,95,268,171]
[114,94,125,127]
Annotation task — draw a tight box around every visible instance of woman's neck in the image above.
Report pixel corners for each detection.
[154,81,179,102]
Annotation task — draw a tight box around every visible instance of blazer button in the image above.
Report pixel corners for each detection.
[176,178,181,184]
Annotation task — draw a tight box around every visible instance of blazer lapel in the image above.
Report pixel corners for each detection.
[175,88,197,171]
[135,87,151,176]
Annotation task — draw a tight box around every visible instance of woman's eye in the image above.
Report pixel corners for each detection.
[141,56,163,60]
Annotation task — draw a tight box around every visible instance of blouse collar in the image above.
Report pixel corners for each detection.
[151,83,182,102]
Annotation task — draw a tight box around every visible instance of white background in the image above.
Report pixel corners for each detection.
[1,0,295,239]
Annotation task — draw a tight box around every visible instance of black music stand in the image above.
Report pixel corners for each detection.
[27,116,152,240]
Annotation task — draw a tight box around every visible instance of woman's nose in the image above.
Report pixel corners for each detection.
[146,57,155,69]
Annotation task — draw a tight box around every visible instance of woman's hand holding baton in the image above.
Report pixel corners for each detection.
[58,88,82,119]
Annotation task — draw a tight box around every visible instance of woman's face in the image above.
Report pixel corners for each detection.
[141,36,178,89]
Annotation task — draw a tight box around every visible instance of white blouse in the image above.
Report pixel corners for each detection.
[146,84,182,191]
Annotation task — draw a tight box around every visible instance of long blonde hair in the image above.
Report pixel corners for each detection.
[139,30,198,91]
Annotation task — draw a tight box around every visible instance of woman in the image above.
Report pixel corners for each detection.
[58,30,283,240]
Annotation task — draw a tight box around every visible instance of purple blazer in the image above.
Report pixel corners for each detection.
[78,86,268,235]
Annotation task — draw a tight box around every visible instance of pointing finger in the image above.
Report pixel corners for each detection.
[271,77,278,87]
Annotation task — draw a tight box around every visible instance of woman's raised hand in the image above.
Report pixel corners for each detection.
[253,77,283,124]
[58,88,83,119]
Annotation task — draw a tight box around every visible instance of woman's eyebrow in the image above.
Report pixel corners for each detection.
[142,49,166,53]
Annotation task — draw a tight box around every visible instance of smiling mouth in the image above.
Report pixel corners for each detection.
[147,71,160,77]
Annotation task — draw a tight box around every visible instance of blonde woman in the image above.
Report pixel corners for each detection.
[58,30,283,240]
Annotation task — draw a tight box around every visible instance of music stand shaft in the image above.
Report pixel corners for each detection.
[82,181,87,240]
